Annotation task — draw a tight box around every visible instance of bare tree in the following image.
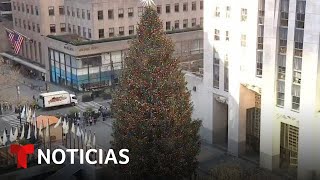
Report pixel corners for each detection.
[0,57,30,105]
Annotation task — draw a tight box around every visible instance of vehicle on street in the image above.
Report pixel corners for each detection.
[38,91,78,109]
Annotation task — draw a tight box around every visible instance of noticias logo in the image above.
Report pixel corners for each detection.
[10,144,130,169]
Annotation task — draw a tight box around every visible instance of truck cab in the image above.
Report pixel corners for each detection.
[70,94,78,105]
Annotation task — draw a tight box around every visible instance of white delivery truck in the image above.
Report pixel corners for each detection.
[38,91,78,108]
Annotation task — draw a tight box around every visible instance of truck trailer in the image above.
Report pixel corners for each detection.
[38,91,78,108]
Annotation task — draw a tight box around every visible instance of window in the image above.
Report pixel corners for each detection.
[214,29,220,40]
[68,24,71,32]
[119,27,124,36]
[22,3,24,12]
[277,55,286,80]
[108,9,114,19]
[14,18,17,26]
[175,3,179,12]
[293,57,302,85]
[215,7,220,17]
[166,21,171,30]
[82,9,85,19]
[213,53,220,88]
[200,1,203,10]
[32,22,35,31]
[258,0,265,25]
[13,2,16,10]
[77,8,80,18]
[129,25,134,35]
[99,29,104,38]
[225,31,229,41]
[241,34,247,47]
[138,7,143,16]
[60,23,66,32]
[72,7,75,17]
[294,29,304,57]
[277,81,285,107]
[19,19,21,28]
[166,4,171,13]
[26,4,29,13]
[73,25,76,34]
[241,8,247,22]
[174,20,179,29]
[157,6,161,14]
[280,0,289,27]
[31,5,34,14]
[23,20,26,29]
[118,8,124,18]
[128,8,134,17]
[296,1,306,29]
[57,6,64,15]
[37,24,40,33]
[257,51,263,76]
[87,10,91,20]
[257,25,264,50]
[35,6,39,15]
[224,55,229,92]
[83,27,86,37]
[191,18,196,27]
[78,26,81,35]
[226,6,231,18]
[192,2,196,11]
[109,28,114,37]
[183,19,188,28]
[292,85,300,111]
[88,29,92,38]
[183,3,188,11]
[50,24,56,33]
[200,17,203,27]
[49,6,54,16]
[279,27,288,54]
[98,10,103,20]
[27,21,30,30]
[17,2,20,11]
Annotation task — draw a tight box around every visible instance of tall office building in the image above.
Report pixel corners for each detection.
[200,0,320,179]
[2,0,203,90]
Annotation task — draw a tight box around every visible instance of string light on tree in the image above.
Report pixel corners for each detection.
[140,0,155,7]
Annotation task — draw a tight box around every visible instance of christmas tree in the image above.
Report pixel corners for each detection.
[111,5,201,179]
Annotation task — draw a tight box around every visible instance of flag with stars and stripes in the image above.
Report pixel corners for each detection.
[5,28,24,54]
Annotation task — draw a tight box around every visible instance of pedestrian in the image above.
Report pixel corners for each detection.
[89,118,93,126]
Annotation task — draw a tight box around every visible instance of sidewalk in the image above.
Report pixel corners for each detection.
[196,142,293,179]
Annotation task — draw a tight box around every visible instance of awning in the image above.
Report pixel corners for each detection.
[0,52,47,74]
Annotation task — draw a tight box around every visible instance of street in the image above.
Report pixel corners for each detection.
[0,70,114,149]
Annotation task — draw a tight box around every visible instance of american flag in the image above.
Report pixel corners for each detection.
[5,29,14,43]
[5,29,24,54]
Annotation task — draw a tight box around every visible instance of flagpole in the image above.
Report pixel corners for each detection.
[48,119,51,151]
[42,119,45,150]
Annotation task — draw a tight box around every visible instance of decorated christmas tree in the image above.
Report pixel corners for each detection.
[111,4,201,179]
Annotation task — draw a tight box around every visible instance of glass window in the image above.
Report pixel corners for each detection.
[59,6,65,15]
[128,8,134,17]
[60,53,65,64]
[108,9,114,19]
[65,54,71,66]
[166,4,171,13]
[98,10,103,20]
[241,8,247,22]
[49,6,54,16]
[54,51,60,62]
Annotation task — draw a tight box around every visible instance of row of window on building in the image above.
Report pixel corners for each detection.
[213,29,246,47]
[276,0,305,112]
[96,1,203,21]
[214,6,248,22]
[14,18,40,33]
[12,1,39,15]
